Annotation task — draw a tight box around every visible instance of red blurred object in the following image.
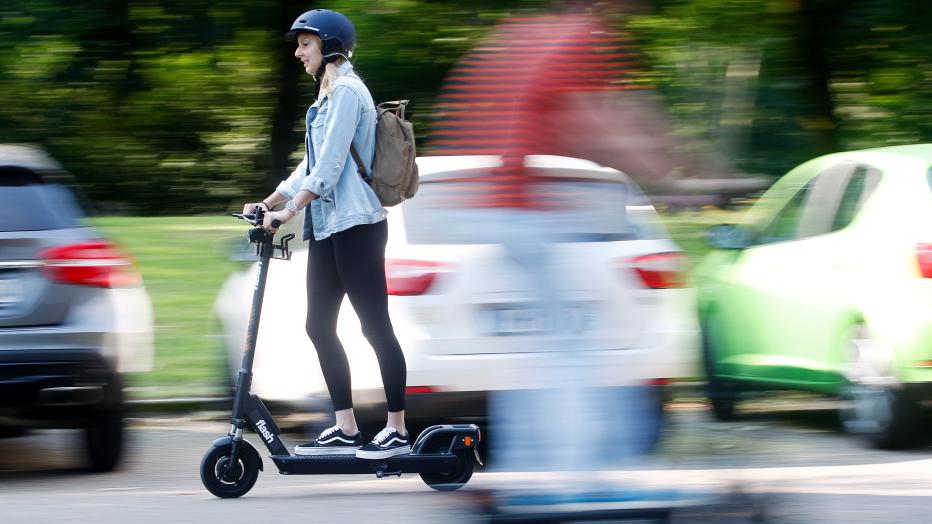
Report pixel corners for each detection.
[917,243,932,278]
[429,14,647,209]
[405,386,437,394]
[385,259,450,296]
[624,252,688,289]
[40,241,139,288]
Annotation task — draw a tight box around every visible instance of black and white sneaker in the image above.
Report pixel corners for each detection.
[294,425,362,456]
[356,427,411,459]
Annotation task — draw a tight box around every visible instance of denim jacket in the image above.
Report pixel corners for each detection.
[276,61,386,241]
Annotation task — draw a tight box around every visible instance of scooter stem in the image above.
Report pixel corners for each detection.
[230,225,275,450]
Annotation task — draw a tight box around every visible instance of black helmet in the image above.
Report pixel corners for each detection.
[285,9,356,61]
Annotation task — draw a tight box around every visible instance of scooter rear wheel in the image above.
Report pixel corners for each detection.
[420,449,475,491]
[200,443,260,498]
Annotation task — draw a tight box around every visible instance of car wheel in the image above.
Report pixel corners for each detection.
[85,408,124,472]
[84,378,125,472]
[839,324,918,449]
[630,385,666,454]
[702,313,739,421]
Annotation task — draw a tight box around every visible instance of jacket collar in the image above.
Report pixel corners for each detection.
[335,60,354,77]
[312,61,355,107]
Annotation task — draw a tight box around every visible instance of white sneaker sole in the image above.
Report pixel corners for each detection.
[355,445,412,460]
[294,446,361,456]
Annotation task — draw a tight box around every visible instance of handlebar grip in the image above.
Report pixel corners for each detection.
[271,219,282,228]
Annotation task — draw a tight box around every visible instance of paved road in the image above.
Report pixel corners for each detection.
[0,397,929,523]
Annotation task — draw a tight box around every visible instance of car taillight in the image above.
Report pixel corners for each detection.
[624,252,688,289]
[40,241,139,288]
[405,386,437,394]
[918,244,932,278]
[385,259,451,296]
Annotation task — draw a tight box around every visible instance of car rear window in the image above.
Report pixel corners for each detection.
[403,179,667,245]
[0,183,84,232]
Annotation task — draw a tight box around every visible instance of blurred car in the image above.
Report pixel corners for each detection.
[214,155,699,442]
[696,144,932,448]
[0,145,153,471]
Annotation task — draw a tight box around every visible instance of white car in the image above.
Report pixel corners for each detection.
[214,155,699,433]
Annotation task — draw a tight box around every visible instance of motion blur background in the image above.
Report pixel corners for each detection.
[3,0,931,212]
[3,0,929,399]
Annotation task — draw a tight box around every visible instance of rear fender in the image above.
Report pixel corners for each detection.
[411,424,480,454]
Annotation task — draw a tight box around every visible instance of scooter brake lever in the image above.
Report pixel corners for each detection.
[232,212,261,226]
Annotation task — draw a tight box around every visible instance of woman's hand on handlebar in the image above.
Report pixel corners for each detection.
[242,202,268,215]
[263,209,293,233]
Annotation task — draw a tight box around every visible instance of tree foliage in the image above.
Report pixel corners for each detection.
[627,0,932,177]
[0,0,929,213]
[0,0,536,213]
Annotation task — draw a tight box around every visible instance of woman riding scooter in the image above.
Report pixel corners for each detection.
[241,8,409,460]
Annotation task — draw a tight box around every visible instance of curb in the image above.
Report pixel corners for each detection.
[124,382,708,413]
[127,396,231,412]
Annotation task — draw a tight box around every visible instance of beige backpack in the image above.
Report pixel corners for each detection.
[350,100,418,207]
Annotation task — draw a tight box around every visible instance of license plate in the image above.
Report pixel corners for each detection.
[486,305,593,336]
[0,276,24,307]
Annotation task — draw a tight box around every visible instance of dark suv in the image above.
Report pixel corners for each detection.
[0,145,153,471]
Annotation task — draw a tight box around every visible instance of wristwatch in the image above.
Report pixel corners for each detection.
[285,200,300,215]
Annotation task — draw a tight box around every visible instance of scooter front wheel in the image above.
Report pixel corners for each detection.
[200,443,260,498]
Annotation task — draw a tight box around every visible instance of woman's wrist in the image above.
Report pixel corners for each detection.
[284,199,302,216]
[260,199,282,210]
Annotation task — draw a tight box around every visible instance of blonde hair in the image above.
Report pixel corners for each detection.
[319,58,345,96]
[309,33,347,96]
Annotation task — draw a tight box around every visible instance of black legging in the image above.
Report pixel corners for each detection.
[305,219,406,412]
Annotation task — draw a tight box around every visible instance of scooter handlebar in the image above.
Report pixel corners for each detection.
[232,210,281,230]
[231,212,260,225]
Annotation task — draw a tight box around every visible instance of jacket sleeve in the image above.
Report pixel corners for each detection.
[302,84,361,197]
[275,153,309,200]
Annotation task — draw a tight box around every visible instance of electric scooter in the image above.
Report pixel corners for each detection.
[200,209,481,499]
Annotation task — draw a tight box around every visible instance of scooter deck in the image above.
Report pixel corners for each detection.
[270,452,463,475]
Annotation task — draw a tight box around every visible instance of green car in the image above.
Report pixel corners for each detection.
[696,144,932,448]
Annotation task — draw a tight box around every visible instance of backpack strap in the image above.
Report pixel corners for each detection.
[349,144,371,183]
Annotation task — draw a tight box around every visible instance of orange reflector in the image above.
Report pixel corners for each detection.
[915,360,932,368]
[464,436,472,446]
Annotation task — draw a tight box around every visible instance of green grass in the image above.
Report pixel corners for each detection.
[90,208,744,400]
[91,216,247,399]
